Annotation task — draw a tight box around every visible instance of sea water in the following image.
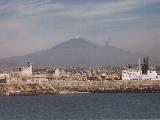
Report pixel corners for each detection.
[0,93,160,120]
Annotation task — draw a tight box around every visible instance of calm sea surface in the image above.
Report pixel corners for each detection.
[0,93,160,120]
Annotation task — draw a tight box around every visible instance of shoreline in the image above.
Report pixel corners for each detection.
[5,90,160,96]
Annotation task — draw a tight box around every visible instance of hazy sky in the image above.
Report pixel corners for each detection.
[0,0,160,58]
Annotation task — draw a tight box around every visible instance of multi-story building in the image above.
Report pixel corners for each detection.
[122,58,160,80]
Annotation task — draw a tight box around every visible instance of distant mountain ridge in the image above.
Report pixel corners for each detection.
[0,37,159,68]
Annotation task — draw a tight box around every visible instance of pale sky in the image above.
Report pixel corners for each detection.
[0,0,160,58]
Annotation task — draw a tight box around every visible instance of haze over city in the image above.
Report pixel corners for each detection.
[0,0,160,58]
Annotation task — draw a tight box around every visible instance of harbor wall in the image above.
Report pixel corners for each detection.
[1,80,160,95]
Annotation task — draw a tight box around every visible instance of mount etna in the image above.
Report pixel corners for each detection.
[0,38,159,68]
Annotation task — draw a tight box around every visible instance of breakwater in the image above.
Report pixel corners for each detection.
[1,80,160,96]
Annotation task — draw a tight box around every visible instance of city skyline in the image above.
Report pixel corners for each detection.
[0,0,160,58]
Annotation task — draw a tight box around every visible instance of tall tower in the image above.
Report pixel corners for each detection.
[19,57,33,77]
[138,58,141,73]
[27,57,32,68]
[27,57,32,76]
[142,57,149,74]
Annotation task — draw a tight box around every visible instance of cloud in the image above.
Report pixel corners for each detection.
[1,0,160,18]
[0,0,160,58]
[60,0,160,18]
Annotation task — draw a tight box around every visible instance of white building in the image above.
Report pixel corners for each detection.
[122,69,160,80]
[54,68,60,77]
[122,58,160,80]
[0,73,9,79]
[122,70,141,80]
[0,73,9,83]
[19,58,32,77]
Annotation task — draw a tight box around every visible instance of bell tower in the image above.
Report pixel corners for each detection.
[27,57,32,76]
